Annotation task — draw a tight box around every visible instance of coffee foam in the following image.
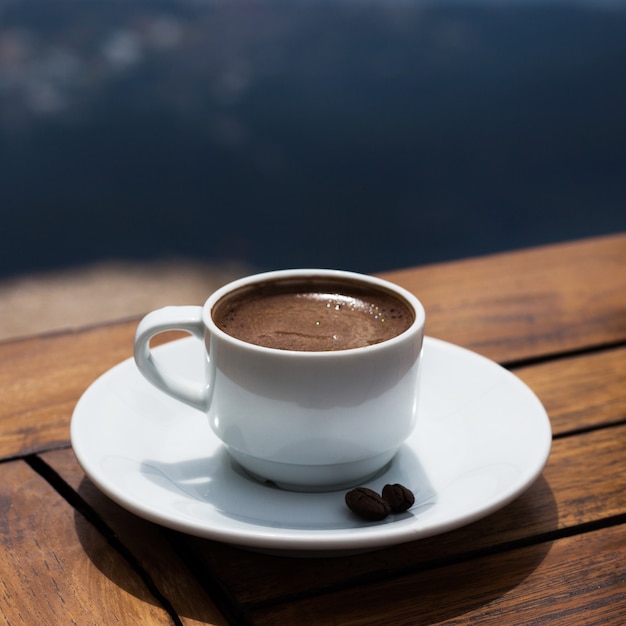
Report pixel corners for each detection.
[213,279,413,351]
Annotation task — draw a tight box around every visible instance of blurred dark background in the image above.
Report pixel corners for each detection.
[1,0,625,279]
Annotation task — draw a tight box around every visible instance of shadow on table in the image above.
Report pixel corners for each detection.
[74,471,557,623]
[71,473,227,623]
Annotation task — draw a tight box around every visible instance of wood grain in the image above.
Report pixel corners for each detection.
[42,448,229,626]
[380,233,626,363]
[0,321,200,461]
[514,344,626,436]
[0,322,136,459]
[0,460,173,624]
[250,524,626,625]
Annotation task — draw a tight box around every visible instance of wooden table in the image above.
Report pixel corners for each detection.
[2,233,626,625]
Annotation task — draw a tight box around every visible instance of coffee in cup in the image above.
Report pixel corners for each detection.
[212,276,414,352]
[134,269,425,491]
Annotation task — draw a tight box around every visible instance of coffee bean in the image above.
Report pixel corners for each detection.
[345,487,391,521]
[382,483,415,512]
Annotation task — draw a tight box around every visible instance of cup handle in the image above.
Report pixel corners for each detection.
[134,306,209,411]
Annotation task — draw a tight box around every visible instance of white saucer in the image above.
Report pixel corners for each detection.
[71,336,551,555]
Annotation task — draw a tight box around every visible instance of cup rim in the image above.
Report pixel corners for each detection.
[203,268,425,356]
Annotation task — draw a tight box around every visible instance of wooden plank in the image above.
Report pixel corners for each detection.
[43,448,230,626]
[0,460,174,624]
[0,321,202,461]
[250,523,626,625]
[0,321,136,459]
[179,424,626,606]
[514,344,626,436]
[380,233,626,363]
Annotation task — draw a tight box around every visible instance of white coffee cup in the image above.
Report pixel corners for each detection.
[134,269,425,491]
